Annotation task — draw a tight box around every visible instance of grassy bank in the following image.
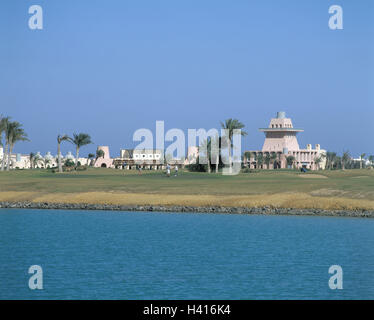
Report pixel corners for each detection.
[0,168,373,211]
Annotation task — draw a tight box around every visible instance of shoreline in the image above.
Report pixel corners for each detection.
[0,201,373,218]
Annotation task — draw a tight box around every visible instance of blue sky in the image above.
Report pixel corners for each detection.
[1,0,373,157]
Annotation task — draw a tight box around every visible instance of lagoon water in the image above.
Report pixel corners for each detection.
[0,209,373,300]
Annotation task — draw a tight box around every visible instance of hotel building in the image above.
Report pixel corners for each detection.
[244,112,326,170]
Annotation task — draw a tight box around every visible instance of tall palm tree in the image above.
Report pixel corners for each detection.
[70,133,92,167]
[29,152,35,169]
[57,134,71,173]
[87,153,95,167]
[341,151,350,170]
[199,138,212,173]
[325,152,331,169]
[359,153,366,169]
[325,151,337,170]
[0,116,11,171]
[211,134,220,173]
[33,153,42,169]
[220,119,247,173]
[6,121,29,171]
[264,153,271,169]
[256,153,264,169]
[270,152,277,169]
[44,158,51,169]
[244,151,253,168]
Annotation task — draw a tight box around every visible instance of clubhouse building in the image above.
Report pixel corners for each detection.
[244,112,326,170]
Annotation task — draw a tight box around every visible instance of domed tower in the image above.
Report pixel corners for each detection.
[260,112,303,153]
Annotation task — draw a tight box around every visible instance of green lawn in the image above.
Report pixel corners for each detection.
[0,168,373,200]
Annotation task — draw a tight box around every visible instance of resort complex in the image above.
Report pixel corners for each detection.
[1,112,373,171]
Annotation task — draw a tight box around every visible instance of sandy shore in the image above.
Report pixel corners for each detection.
[0,189,373,218]
[0,191,374,210]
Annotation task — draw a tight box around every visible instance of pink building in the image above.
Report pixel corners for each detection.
[244,112,326,170]
[94,146,114,168]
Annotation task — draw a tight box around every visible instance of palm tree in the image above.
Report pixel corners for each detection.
[57,134,71,173]
[341,151,350,170]
[199,138,212,173]
[211,134,220,173]
[244,151,253,168]
[33,153,42,169]
[95,149,105,166]
[264,153,271,169]
[220,119,247,173]
[325,152,331,169]
[6,121,29,170]
[286,155,295,169]
[44,158,51,169]
[359,153,366,169]
[87,153,95,167]
[334,156,341,169]
[70,133,92,167]
[29,152,35,169]
[325,151,337,170]
[0,116,11,171]
[256,153,264,169]
[270,152,277,169]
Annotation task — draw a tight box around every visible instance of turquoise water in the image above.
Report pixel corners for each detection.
[0,209,373,299]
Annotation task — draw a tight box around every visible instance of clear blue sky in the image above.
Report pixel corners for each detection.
[2,0,373,158]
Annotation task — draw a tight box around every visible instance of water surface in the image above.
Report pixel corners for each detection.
[0,209,373,299]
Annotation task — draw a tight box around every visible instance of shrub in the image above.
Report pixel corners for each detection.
[64,159,75,167]
[186,163,207,172]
